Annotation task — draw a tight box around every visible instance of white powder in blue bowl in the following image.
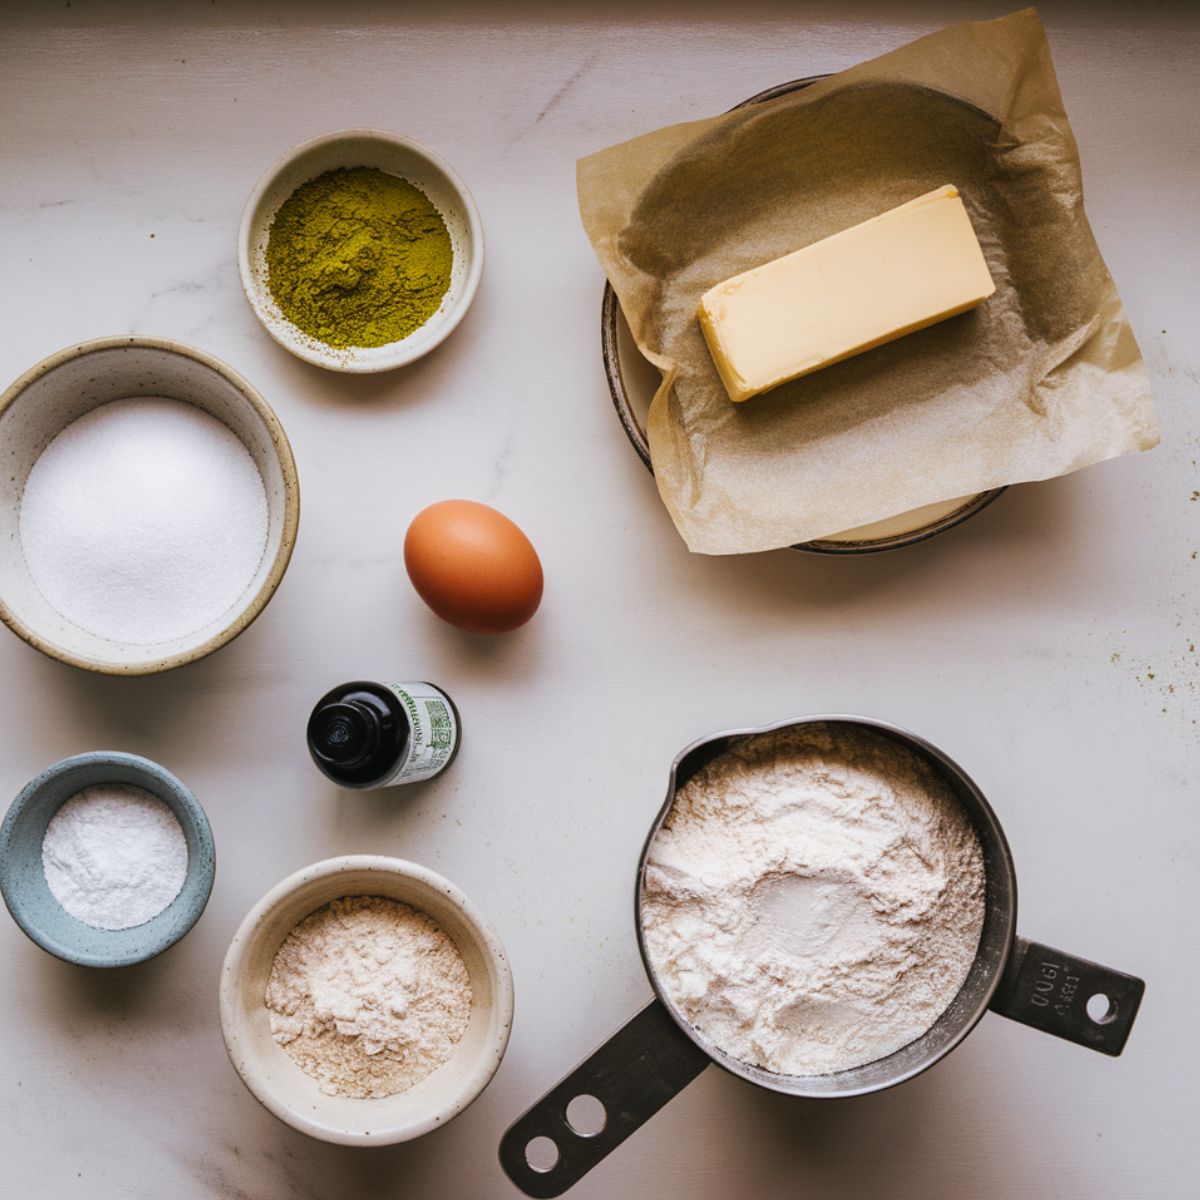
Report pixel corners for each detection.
[41,784,189,931]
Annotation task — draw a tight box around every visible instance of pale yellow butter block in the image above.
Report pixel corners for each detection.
[697,185,996,403]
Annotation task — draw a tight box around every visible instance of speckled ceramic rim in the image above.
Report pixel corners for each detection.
[219,855,515,1146]
[237,128,485,373]
[600,75,1006,555]
[0,335,300,676]
[0,751,216,968]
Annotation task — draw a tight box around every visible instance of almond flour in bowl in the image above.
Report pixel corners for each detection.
[265,895,472,1099]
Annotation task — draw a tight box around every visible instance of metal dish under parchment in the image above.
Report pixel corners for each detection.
[600,76,1007,555]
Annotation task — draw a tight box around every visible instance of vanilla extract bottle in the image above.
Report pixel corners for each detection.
[306,680,461,789]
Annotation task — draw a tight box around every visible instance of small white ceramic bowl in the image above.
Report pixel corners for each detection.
[219,855,513,1146]
[0,336,299,675]
[238,129,484,373]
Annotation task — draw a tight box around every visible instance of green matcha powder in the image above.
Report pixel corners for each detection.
[266,166,454,350]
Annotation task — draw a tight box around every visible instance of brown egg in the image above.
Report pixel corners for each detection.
[404,500,543,634]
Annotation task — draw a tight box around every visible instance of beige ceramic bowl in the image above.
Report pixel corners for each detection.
[219,855,514,1146]
[238,129,484,373]
[0,336,299,675]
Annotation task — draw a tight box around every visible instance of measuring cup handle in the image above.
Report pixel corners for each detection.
[498,1000,710,1197]
[989,936,1145,1055]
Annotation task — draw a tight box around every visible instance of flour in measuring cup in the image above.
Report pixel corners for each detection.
[641,723,985,1076]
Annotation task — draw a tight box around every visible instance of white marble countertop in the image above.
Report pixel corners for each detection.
[1,2,1196,1197]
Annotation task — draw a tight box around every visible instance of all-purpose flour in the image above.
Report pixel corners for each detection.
[19,397,268,646]
[641,723,985,1076]
[265,896,472,1099]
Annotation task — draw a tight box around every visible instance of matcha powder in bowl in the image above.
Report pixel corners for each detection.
[266,167,453,350]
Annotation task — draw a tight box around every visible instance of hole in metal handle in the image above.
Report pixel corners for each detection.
[565,1094,607,1137]
[525,1136,559,1173]
[1086,993,1118,1025]
[499,1001,710,1196]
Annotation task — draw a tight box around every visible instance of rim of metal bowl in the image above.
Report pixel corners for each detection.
[600,75,1006,555]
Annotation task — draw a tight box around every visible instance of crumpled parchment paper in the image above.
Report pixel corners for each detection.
[577,8,1159,554]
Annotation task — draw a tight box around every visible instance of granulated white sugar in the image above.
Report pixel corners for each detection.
[19,397,268,645]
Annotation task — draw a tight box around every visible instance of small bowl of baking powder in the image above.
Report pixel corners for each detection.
[0,751,216,968]
[219,855,513,1145]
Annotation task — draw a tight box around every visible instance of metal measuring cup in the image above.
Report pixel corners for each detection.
[500,716,1145,1197]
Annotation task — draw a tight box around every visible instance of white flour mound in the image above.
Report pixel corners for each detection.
[266,895,472,1099]
[641,723,985,1076]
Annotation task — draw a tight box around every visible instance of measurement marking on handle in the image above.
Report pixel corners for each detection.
[1027,957,1080,1016]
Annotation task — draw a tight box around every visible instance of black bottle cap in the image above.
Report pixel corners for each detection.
[308,700,380,768]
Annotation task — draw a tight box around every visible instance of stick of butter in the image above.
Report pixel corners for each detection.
[696,185,995,403]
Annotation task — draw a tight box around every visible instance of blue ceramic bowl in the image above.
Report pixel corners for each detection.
[0,751,215,967]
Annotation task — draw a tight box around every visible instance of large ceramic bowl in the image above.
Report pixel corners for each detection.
[0,751,216,968]
[238,129,484,373]
[219,855,514,1146]
[0,336,299,674]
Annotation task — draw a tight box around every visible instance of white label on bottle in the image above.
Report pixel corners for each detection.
[378,681,459,786]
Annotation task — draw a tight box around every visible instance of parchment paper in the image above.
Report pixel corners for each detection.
[577,9,1159,554]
